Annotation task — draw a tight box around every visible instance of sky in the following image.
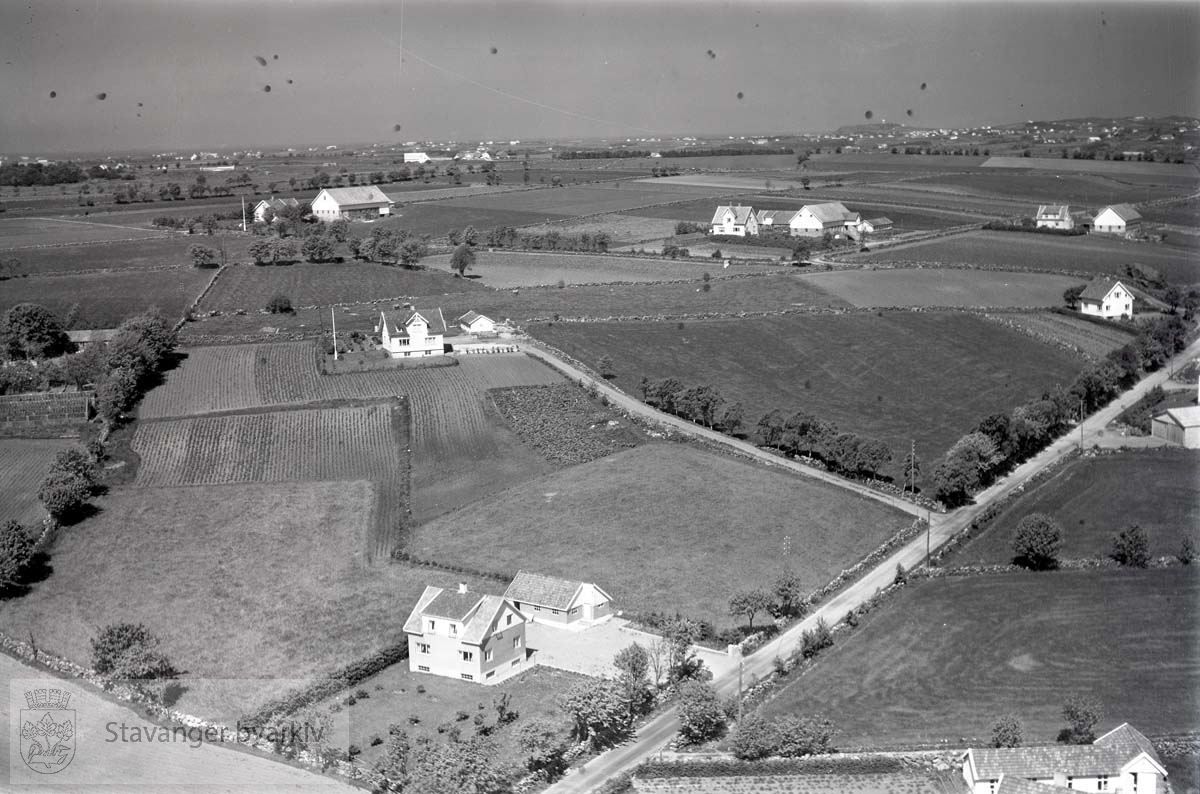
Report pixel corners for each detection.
[1,0,1198,155]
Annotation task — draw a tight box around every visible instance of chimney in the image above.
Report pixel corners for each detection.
[457,582,468,595]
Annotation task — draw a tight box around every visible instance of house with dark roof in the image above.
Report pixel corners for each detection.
[252,196,301,224]
[504,571,614,625]
[962,723,1167,794]
[310,186,393,221]
[710,205,758,237]
[1077,277,1133,319]
[403,583,531,684]
[377,307,447,357]
[1092,204,1142,235]
[789,202,858,237]
[1036,204,1074,230]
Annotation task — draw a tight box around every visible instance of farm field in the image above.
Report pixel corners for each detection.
[850,230,1200,284]
[410,443,913,627]
[197,262,487,313]
[519,212,680,243]
[981,155,1200,178]
[809,153,991,172]
[0,438,75,526]
[383,202,565,237]
[983,311,1137,359]
[0,268,213,328]
[914,171,1192,205]
[638,174,807,192]
[818,185,1029,217]
[796,268,1081,308]
[529,312,1083,479]
[1141,198,1200,227]
[758,567,1200,746]
[421,250,783,289]
[954,450,1200,565]
[0,480,504,718]
[2,234,257,275]
[0,216,170,249]
[439,184,703,216]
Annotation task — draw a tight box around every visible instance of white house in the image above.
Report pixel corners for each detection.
[403,152,431,164]
[310,186,393,222]
[503,571,614,626]
[1036,204,1073,230]
[962,723,1167,794]
[376,307,447,357]
[1151,405,1200,448]
[1092,204,1142,234]
[789,202,857,237]
[252,196,300,224]
[858,217,893,234]
[754,209,797,229]
[1077,277,1133,319]
[403,583,531,684]
[710,206,758,236]
[456,311,495,335]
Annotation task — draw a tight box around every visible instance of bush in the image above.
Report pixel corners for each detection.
[1013,513,1062,570]
[991,715,1023,748]
[265,294,293,314]
[800,619,833,659]
[0,519,35,590]
[677,680,725,745]
[1110,524,1150,567]
[90,622,178,682]
[732,713,780,760]
[1180,536,1196,565]
[37,469,91,522]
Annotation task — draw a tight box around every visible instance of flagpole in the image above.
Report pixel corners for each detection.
[241,196,247,232]
[331,307,338,361]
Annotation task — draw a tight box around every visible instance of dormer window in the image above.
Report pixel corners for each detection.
[449,623,458,637]
[427,619,436,631]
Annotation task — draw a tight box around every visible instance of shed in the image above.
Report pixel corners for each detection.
[503,571,613,624]
[1151,406,1200,448]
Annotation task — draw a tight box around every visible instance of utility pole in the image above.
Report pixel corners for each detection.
[737,657,744,725]
[909,439,916,496]
[1079,397,1084,450]
[241,196,247,232]
[331,307,338,361]
[926,510,931,567]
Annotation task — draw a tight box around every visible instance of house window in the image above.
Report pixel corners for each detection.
[506,614,513,626]
[513,636,522,649]
[511,658,520,667]
[461,674,473,681]
[1098,776,1109,791]
[418,665,430,672]
[485,649,493,662]
[418,643,430,654]
[551,609,560,615]
[533,605,541,611]
[427,619,436,631]
[1066,778,1074,789]
[486,670,495,679]
[449,624,458,637]
[461,650,474,662]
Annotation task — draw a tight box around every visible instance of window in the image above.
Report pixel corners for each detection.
[506,614,513,626]
[418,643,430,655]
[461,673,473,681]
[449,624,458,637]
[461,650,474,662]
[418,665,430,672]
[1098,776,1109,791]
[485,671,495,679]
[427,619,436,631]
[513,636,522,649]
[551,609,560,615]
[485,649,493,662]
[511,658,520,667]
[1067,778,1074,790]
[533,605,541,611]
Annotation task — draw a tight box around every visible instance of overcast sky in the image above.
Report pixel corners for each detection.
[2,0,1198,155]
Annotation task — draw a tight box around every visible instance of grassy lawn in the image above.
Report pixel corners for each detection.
[797,268,1081,308]
[913,171,1192,205]
[197,261,487,313]
[0,438,75,526]
[410,444,913,628]
[529,312,1083,479]
[378,204,565,237]
[0,268,214,327]
[317,664,583,769]
[757,568,1200,747]
[441,184,710,216]
[851,230,1199,284]
[954,450,1200,565]
[0,480,502,719]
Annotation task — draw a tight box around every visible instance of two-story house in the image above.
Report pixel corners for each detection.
[403,584,531,684]
[377,307,447,357]
[1035,205,1073,230]
[1077,278,1134,319]
[709,206,758,236]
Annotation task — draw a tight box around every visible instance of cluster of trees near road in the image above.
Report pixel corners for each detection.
[477,224,613,253]
[932,314,1191,506]
[1,161,87,187]
[638,377,745,436]
[756,409,896,481]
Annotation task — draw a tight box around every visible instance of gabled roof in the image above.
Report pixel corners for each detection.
[381,307,448,337]
[1096,203,1142,223]
[256,197,300,212]
[460,595,513,645]
[456,310,490,325]
[403,586,523,646]
[505,571,581,610]
[317,185,392,208]
[711,205,755,225]
[968,723,1166,782]
[1036,204,1070,220]
[865,216,893,227]
[403,586,443,634]
[1159,406,1200,428]
[755,209,797,224]
[995,776,1067,794]
[1078,277,1127,302]
[801,202,854,224]
[1095,723,1162,766]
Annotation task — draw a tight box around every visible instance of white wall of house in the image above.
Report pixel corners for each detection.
[1093,208,1136,234]
[1079,285,1132,319]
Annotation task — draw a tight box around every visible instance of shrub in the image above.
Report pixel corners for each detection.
[774,715,837,757]
[800,619,833,659]
[456,710,471,722]
[0,519,35,590]
[1060,693,1102,744]
[677,680,725,745]
[1180,535,1195,565]
[991,715,1023,748]
[38,469,91,522]
[265,293,293,314]
[1110,524,1150,567]
[1013,513,1063,570]
[90,622,178,682]
[732,713,780,760]
[369,735,383,747]
[354,688,369,699]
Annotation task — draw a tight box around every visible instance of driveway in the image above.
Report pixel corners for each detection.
[526,619,738,681]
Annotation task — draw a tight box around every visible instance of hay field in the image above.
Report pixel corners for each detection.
[0,439,75,526]
[0,268,213,327]
[796,268,1081,308]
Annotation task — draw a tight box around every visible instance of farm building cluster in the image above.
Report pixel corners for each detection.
[403,571,613,684]
[374,306,498,357]
[709,203,892,240]
[1034,203,1144,235]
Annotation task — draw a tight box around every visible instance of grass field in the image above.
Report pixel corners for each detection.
[421,250,783,289]
[797,268,1081,308]
[380,204,561,237]
[530,312,1083,479]
[912,171,1192,205]
[1141,197,1200,228]
[0,438,75,527]
[0,480,506,718]
[818,185,1029,217]
[520,212,680,243]
[954,450,1200,565]
[0,268,214,328]
[198,262,487,312]
[0,217,170,250]
[852,230,1200,284]
[981,155,1200,178]
[5,234,259,275]
[440,184,702,217]
[983,312,1137,359]
[758,568,1200,747]
[411,443,913,627]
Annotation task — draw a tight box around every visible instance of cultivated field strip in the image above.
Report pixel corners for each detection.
[140,346,261,417]
[983,312,1136,359]
[0,439,76,526]
[132,404,402,487]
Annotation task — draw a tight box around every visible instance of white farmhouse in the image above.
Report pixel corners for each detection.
[252,196,300,224]
[1092,204,1142,234]
[1077,277,1133,319]
[789,202,857,237]
[376,307,447,357]
[1035,204,1073,230]
[310,186,394,222]
[403,152,431,164]
[710,206,758,236]
[456,311,495,335]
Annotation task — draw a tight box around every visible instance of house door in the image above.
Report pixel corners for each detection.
[583,604,593,620]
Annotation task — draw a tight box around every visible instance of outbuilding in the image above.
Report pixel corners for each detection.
[1151,406,1200,448]
[456,311,495,335]
[310,186,393,222]
[1092,204,1142,235]
[503,571,614,625]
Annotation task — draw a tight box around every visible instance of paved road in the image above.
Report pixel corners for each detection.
[540,336,1200,794]
[522,343,925,519]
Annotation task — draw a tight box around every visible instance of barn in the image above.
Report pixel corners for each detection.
[1151,406,1200,448]
[1092,204,1142,235]
[310,186,394,222]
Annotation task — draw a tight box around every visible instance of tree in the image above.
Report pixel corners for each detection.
[613,643,652,717]
[800,618,833,658]
[757,410,786,448]
[676,680,725,744]
[716,401,744,434]
[596,355,615,379]
[1013,513,1063,570]
[557,679,631,748]
[0,519,34,590]
[94,366,139,426]
[462,226,479,246]
[662,616,706,684]
[1110,524,1150,567]
[90,622,177,679]
[772,571,807,618]
[301,232,336,263]
[248,238,273,265]
[114,309,176,374]
[450,243,476,276]
[272,238,298,265]
[189,244,219,269]
[991,715,1023,748]
[856,438,893,478]
[728,588,773,630]
[266,294,293,314]
[1060,693,1102,744]
[51,448,97,491]
[38,468,91,522]
[407,734,510,794]
[397,239,428,268]
[732,713,781,760]
[518,719,567,781]
[378,725,410,790]
[774,715,837,757]
[447,228,462,246]
[2,303,72,360]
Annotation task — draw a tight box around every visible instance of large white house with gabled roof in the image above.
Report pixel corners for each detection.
[789,202,858,237]
[376,307,447,357]
[504,570,614,625]
[1036,204,1073,230]
[1077,277,1133,319]
[963,723,1167,794]
[1092,204,1142,235]
[310,186,393,221]
[403,583,531,684]
[710,205,758,236]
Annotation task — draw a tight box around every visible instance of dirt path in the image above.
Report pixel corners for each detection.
[539,335,1200,794]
